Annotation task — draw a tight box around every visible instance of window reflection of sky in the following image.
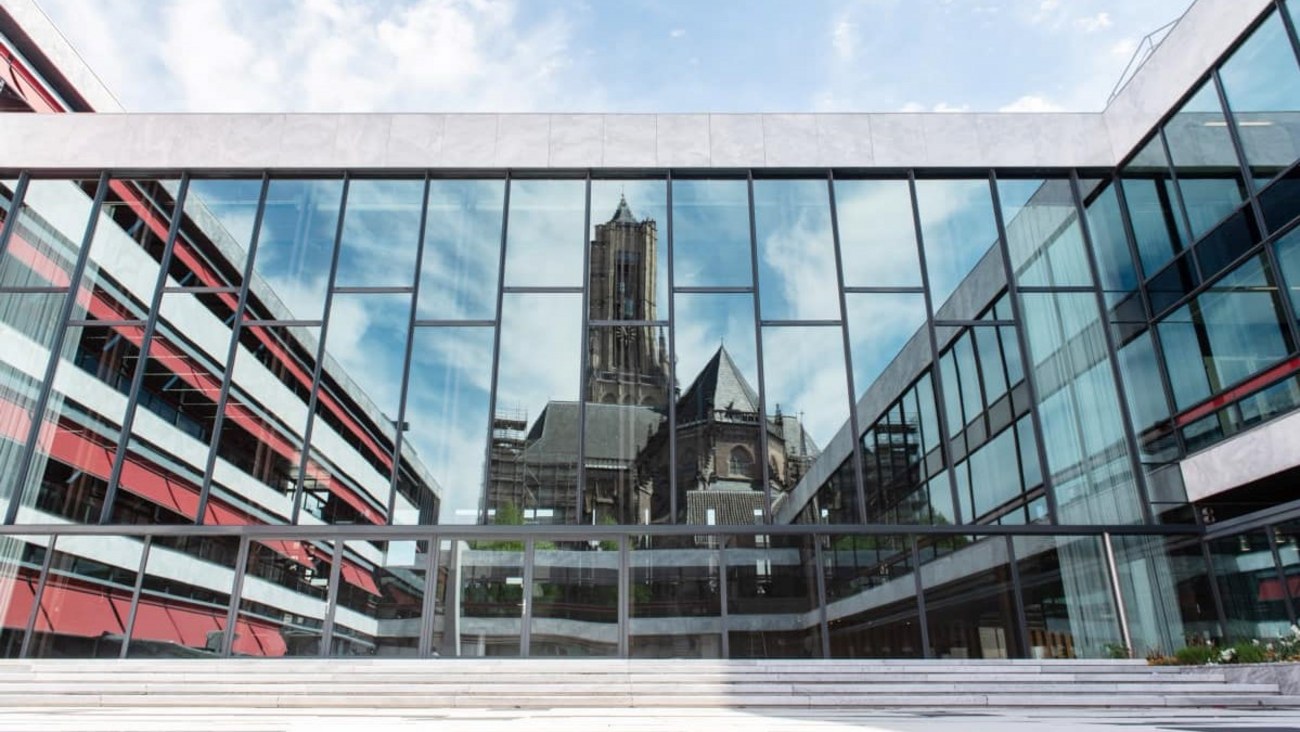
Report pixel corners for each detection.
[495,291,581,424]
[504,180,585,287]
[754,179,841,321]
[418,180,503,321]
[335,179,423,288]
[184,179,263,278]
[671,179,752,288]
[845,292,927,401]
[324,292,411,418]
[674,292,757,390]
[252,179,344,322]
[761,325,848,448]
[914,179,999,308]
[834,179,922,288]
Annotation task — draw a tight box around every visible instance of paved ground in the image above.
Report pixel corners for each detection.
[2,707,1300,732]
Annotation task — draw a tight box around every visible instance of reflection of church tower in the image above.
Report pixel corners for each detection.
[585,195,671,406]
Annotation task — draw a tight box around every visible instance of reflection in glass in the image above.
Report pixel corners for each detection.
[28,536,142,658]
[921,534,1021,659]
[335,179,424,288]
[531,540,620,656]
[1207,531,1291,641]
[458,541,524,656]
[503,179,585,287]
[180,178,263,287]
[823,534,921,658]
[1120,137,1189,277]
[672,179,752,288]
[322,293,410,419]
[1163,81,1247,238]
[1219,12,1300,185]
[914,179,1000,308]
[726,534,821,658]
[998,178,1092,287]
[630,536,721,658]
[754,179,840,320]
[0,179,96,290]
[1083,180,1139,297]
[1112,535,1212,653]
[590,180,667,321]
[71,180,176,321]
[236,538,333,657]
[330,539,426,656]
[1013,535,1121,658]
[251,179,344,322]
[834,179,922,287]
[0,535,44,657]
[845,293,926,402]
[761,326,845,499]
[418,180,504,320]
[127,534,239,657]
[399,327,492,525]
[488,293,581,525]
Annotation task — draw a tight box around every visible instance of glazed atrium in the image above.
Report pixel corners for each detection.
[0,0,1298,660]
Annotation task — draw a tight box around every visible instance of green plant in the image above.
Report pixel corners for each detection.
[1173,644,1219,666]
[1229,640,1270,664]
[1102,642,1130,659]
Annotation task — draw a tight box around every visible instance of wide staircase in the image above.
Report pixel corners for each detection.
[0,658,1296,709]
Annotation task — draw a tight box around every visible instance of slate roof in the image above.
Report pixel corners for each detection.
[677,346,761,424]
[523,401,663,464]
[609,194,639,225]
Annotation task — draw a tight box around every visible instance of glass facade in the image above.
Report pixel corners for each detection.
[1,0,1300,662]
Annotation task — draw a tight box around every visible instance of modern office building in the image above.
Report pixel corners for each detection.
[0,0,1298,660]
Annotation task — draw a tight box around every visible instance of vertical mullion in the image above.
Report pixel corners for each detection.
[666,174,678,525]
[1004,534,1030,658]
[1069,172,1156,525]
[987,172,1059,524]
[576,175,593,524]
[911,535,931,658]
[1279,0,1300,70]
[0,173,30,259]
[811,535,830,658]
[1267,525,1298,623]
[221,534,251,657]
[385,174,433,525]
[417,533,439,658]
[100,174,191,524]
[1200,538,1230,640]
[18,534,57,658]
[195,174,270,524]
[319,538,345,656]
[907,172,963,525]
[717,535,730,658]
[5,173,110,526]
[826,173,869,525]
[747,173,774,522]
[521,537,535,656]
[290,175,351,524]
[618,534,629,658]
[118,535,152,658]
[480,173,512,526]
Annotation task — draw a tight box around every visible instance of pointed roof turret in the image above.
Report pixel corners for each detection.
[610,194,638,225]
[676,345,760,424]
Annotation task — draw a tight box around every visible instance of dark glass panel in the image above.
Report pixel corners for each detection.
[457,541,524,656]
[824,534,920,658]
[1194,207,1261,281]
[1083,180,1139,297]
[921,534,1022,659]
[530,539,620,657]
[1146,254,1200,315]
[629,535,722,658]
[1207,531,1291,641]
[0,536,48,657]
[1120,137,1188,276]
[1013,535,1122,658]
[725,534,821,658]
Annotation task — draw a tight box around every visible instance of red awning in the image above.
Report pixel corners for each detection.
[0,572,38,630]
[232,619,288,657]
[1257,575,1300,602]
[340,562,382,597]
[32,582,126,636]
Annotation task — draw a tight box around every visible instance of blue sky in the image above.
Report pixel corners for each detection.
[37,0,1190,113]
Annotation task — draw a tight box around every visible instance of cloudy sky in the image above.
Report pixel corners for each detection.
[36,0,1190,114]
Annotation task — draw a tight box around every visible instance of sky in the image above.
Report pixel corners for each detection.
[35,0,1192,114]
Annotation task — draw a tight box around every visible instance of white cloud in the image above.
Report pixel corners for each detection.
[1075,12,1113,33]
[832,17,857,61]
[898,101,926,113]
[933,102,970,113]
[998,94,1065,112]
[670,28,686,38]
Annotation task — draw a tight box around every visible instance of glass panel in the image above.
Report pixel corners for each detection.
[179,178,263,289]
[71,180,176,321]
[630,534,722,658]
[321,292,410,418]
[236,538,333,657]
[998,178,1092,287]
[1207,531,1291,641]
[823,533,920,658]
[1157,256,1291,410]
[334,179,424,288]
[806,458,859,525]
[754,179,840,320]
[1164,81,1247,239]
[1013,535,1122,659]
[583,325,668,524]
[457,539,524,656]
[488,293,581,525]
[127,534,239,657]
[503,179,585,287]
[1084,180,1139,298]
[1194,207,1262,281]
[399,327,492,525]
[28,535,143,658]
[0,536,47,657]
[1115,331,1174,463]
[1121,137,1189,276]
[530,539,620,657]
[1219,12,1300,184]
[0,179,96,290]
[250,179,344,322]
[329,539,427,657]
[671,179,752,288]
[1273,520,1300,624]
[834,179,922,287]
[844,293,927,401]
[921,534,1022,659]
[725,534,821,658]
[417,179,503,321]
[1112,535,1215,654]
[1274,226,1300,325]
[1021,292,1143,524]
[966,423,1030,521]
[674,293,763,525]
[761,326,847,498]
[914,179,1000,308]
[589,179,667,322]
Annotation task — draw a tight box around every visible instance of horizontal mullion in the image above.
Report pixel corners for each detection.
[760,319,843,327]
[412,319,496,328]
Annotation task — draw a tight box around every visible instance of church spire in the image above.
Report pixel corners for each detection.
[610,193,638,224]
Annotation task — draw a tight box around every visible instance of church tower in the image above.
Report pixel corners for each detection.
[585,195,671,406]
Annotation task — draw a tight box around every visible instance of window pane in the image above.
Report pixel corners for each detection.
[915,179,1000,308]
[1014,535,1122,658]
[252,179,344,322]
[72,180,177,321]
[27,536,143,658]
[180,178,263,288]
[236,538,334,657]
[845,293,927,402]
[725,534,821,658]
[0,535,44,657]
[335,179,424,288]
[1121,136,1189,276]
[630,535,721,658]
[834,179,921,287]
[1164,81,1247,239]
[754,179,840,320]
[824,534,920,658]
[1219,12,1300,184]
[0,179,96,290]
[457,541,524,656]
[672,179,752,288]
[761,325,847,493]
[998,178,1092,287]
[331,539,427,657]
[589,179,667,321]
[530,540,620,657]
[417,180,503,321]
[1083,180,1139,297]
[503,179,585,287]
[921,534,1022,659]
[128,534,238,657]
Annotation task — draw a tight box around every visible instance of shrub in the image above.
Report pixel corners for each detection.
[1173,645,1219,666]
